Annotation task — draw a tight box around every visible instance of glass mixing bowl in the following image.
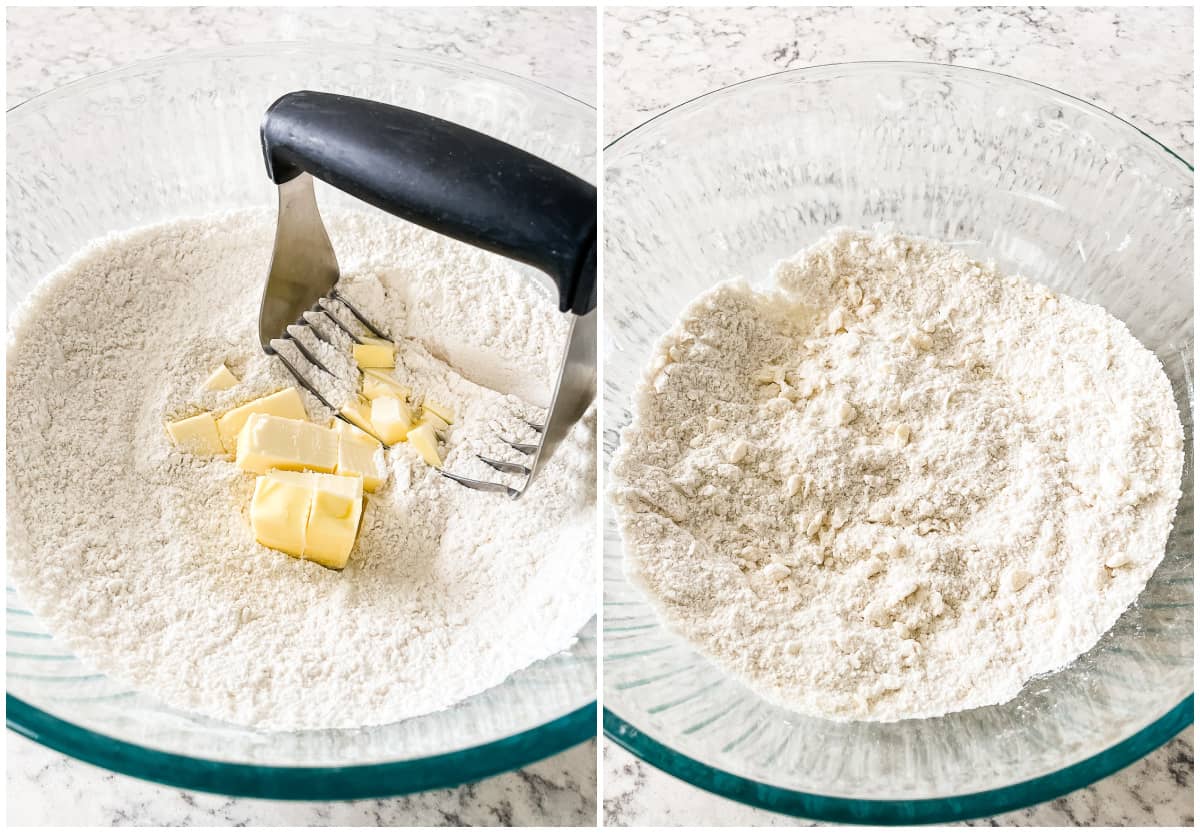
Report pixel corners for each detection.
[603,62,1192,824]
[7,43,595,799]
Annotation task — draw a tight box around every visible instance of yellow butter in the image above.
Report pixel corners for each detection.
[304,473,364,569]
[217,387,307,452]
[250,470,313,558]
[236,413,337,474]
[406,422,442,468]
[165,411,224,455]
[362,367,411,399]
[336,432,386,492]
[353,340,395,369]
[339,396,381,441]
[333,417,376,444]
[371,395,413,445]
[363,376,411,401]
[422,398,455,424]
[202,363,239,392]
[418,410,449,436]
[250,470,364,569]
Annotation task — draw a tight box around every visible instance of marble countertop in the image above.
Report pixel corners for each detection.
[602,5,1193,828]
[7,6,596,107]
[603,5,1193,162]
[5,5,595,827]
[604,730,1194,827]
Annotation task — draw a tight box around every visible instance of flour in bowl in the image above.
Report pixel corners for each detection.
[611,228,1183,721]
[7,208,595,730]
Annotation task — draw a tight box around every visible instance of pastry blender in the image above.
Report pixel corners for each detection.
[257,91,595,498]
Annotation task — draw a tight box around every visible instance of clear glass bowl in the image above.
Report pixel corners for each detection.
[7,43,595,799]
[603,62,1192,824]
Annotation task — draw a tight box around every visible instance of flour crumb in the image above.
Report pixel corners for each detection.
[7,208,595,730]
[611,227,1183,722]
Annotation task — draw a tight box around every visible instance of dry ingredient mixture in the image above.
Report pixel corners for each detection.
[7,208,595,730]
[611,229,1184,721]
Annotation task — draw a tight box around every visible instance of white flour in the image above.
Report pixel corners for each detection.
[612,228,1183,721]
[7,208,595,730]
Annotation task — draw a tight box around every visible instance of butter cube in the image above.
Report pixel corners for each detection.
[304,473,364,569]
[336,431,386,492]
[339,396,381,441]
[353,338,395,369]
[407,422,442,468]
[236,413,337,474]
[418,410,449,436]
[371,395,413,445]
[250,470,364,569]
[217,387,307,452]
[362,368,411,399]
[363,375,412,401]
[202,363,239,391]
[250,470,313,558]
[333,417,376,444]
[165,411,224,455]
[423,398,455,424]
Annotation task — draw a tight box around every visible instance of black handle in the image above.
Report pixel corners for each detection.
[261,91,596,315]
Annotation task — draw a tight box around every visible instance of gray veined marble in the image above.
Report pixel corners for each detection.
[6,5,597,828]
[602,4,1192,828]
[7,6,597,109]
[602,5,1193,162]
[9,733,597,827]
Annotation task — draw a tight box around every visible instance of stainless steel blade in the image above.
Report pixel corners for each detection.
[520,310,596,493]
[259,173,340,352]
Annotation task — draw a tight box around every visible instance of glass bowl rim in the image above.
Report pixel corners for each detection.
[6,39,597,117]
[6,41,596,799]
[603,60,1193,823]
[603,698,1192,825]
[8,694,595,800]
[602,59,1192,172]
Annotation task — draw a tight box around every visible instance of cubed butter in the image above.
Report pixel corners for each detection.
[217,387,307,452]
[422,398,455,424]
[236,413,337,474]
[202,363,239,391]
[304,473,364,569]
[165,411,224,455]
[363,375,410,401]
[250,470,313,558]
[362,367,411,399]
[371,395,413,445]
[418,410,450,436]
[339,396,381,440]
[333,417,377,444]
[336,431,386,492]
[407,422,442,467]
[353,338,395,369]
[250,470,364,569]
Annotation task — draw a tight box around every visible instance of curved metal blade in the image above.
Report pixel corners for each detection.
[259,174,339,352]
[518,310,595,495]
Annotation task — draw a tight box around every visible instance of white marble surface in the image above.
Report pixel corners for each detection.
[6,5,595,827]
[602,5,1193,828]
[9,732,595,827]
[603,730,1195,827]
[602,5,1193,162]
[7,5,596,107]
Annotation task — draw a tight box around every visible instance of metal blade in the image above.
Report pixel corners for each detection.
[440,470,521,499]
[519,310,596,494]
[502,438,539,455]
[479,456,532,476]
[259,174,340,352]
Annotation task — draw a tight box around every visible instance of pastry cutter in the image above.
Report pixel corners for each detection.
[258,91,596,498]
